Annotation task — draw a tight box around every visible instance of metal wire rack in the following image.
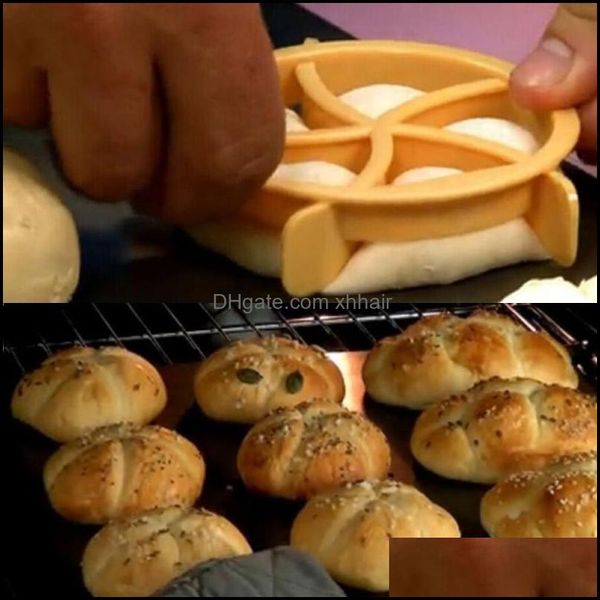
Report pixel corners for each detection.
[2,304,597,395]
[0,302,596,600]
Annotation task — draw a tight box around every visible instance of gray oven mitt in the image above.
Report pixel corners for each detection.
[156,546,346,597]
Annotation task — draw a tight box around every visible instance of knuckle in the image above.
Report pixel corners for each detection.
[64,142,150,201]
[207,123,285,191]
[59,4,118,32]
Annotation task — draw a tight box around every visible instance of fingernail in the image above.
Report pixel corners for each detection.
[512,37,575,87]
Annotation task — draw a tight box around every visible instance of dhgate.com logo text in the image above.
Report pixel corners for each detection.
[212,294,391,314]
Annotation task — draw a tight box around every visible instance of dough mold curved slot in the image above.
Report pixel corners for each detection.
[190,39,580,297]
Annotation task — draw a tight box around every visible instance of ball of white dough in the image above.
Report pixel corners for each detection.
[339,84,425,119]
[393,166,464,185]
[579,276,597,302]
[445,118,539,154]
[3,148,80,303]
[285,108,309,133]
[272,161,356,186]
[503,277,592,303]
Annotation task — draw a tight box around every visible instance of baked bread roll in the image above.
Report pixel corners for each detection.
[82,506,252,597]
[411,378,597,484]
[194,337,345,424]
[11,346,167,442]
[290,479,460,592]
[44,424,205,524]
[237,401,390,499]
[363,310,578,409]
[481,451,597,538]
[3,147,80,303]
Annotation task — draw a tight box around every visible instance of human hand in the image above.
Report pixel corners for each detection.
[3,3,285,224]
[510,3,597,163]
[389,538,597,597]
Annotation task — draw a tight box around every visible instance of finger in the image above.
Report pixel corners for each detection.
[3,4,48,127]
[576,97,597,162]
[148,3,284,225]
[564,3,597,20]
[510,4,597,110]
[45,5,161,200]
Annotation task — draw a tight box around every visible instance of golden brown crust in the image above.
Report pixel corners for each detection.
[44,424,205,524]
[82,506,252,597]
[194,337,345,424]
[410,378,597,484]
[290,479,461,592]
[481,452,597,538]
[11,346,167,442]
[237,401,391,499]
[363,311,578,409]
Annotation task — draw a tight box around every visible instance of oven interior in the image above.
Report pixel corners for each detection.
[2,303,597,598]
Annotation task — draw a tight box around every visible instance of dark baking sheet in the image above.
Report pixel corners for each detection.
[4,339,596,599]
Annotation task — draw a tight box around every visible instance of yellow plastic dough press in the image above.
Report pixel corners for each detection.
[239,40,580,296]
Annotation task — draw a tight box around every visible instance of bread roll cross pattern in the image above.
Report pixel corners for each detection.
[363,310,578,410]
[82,506,252,597]
[411,378,597,484]
[194,337,345,424]
[290,479,461,592]
[11,346,167,442]
[237,401,391,500]
[481,451,597,537]
[3,148,80,302]
[44,424,205,524]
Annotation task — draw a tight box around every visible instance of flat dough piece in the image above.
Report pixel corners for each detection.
[189,219,281,278]
[3,148,80,302]
[324,219,548,294]
[339,84,425,119]
[503,277,595,303]
[189,218,548,294]
[579,276,597,301]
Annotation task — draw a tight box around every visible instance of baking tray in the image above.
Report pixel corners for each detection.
[2,304,596,598]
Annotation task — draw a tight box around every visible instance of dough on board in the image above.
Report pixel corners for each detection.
[503,277,597,303]
[3,148,80,303]
[579,276,597,302]
[189,156,548,294]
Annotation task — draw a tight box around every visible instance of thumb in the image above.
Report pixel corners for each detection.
[510,3,597,110]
